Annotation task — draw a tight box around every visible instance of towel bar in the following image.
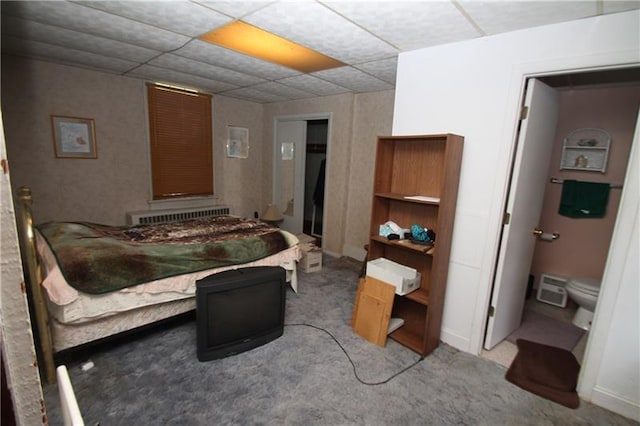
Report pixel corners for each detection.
[550,177,622,189]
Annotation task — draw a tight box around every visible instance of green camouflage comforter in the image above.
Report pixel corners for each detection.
[37,216,288,294]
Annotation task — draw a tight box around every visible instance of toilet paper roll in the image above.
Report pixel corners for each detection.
[539,233,556,241]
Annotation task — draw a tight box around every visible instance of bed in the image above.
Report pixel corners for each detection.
[16,187,301,384]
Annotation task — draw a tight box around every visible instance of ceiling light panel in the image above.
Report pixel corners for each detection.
[276,74,349,96]
[0,1,190,51]
[128,64,238,93]
[76,1,232,38]
[324,1,481,51]
[1,36,138,73]
[149,54,267,87]
[312,66,393,93]
[458,1,596,35]
[200,21,345,73]
[1,16,160,63]
[174,40,301,81]
[243,1,398,64]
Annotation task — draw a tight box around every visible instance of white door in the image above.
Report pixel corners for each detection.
[484,79,560,349]
[274,120,306,234]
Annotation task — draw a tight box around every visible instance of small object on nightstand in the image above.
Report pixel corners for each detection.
[261,204,283,225]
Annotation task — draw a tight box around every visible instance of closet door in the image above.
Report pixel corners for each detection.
[274,119,306,234]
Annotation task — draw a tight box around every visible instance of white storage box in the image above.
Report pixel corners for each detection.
[296,233,317,246]
[301,248,322,273]
[366,258,421,295]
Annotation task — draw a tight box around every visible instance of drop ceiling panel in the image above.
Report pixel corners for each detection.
[149,54,267,87]
[244,1,398,64]
[1,36,138,73]
[1,1,638,104]
[1,15,160,63]
[312,67,393,92]
[459,1,597,35]
[194,1,274,19]
[175,40,301,81]
[250,81,316,100]
[128,64,238,93]
[222,87,287,103]
[354,57,398,85]
[0,1,190,51]
[76,1,232,37]
[325,1,481,50]
[276,74,349,96]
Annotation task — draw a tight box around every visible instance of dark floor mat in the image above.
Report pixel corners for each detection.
[506,339,580,409]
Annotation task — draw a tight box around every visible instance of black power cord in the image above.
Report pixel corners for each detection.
[285,323,424,386]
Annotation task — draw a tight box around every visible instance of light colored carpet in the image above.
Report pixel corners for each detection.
[481,340,518,369]
[42,256,635,425]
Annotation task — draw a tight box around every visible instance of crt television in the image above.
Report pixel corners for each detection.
[196,266,286,362]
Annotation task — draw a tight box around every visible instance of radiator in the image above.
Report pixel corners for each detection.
[126,206,231,225]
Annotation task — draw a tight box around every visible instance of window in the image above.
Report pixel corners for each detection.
[147,83,213,200]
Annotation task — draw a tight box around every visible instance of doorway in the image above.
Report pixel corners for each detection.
[303,119,328,246]
[482,68,640,367]
[273,114,330,245]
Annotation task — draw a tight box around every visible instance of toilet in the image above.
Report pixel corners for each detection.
[565,277,601,330]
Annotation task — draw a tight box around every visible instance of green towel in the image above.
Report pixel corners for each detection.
[559,180,610,218]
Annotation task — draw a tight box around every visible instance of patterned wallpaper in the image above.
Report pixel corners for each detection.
[2,55,395,257]
[212,96,264,219]
[263,94,356,255]
[345,90,395,258]
[2,55,149,225]
[1,56,264,226]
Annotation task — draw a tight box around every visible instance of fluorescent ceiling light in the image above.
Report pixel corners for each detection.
[200,21,345,73]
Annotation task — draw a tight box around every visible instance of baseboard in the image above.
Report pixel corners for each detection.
[588,385,640,421]
[322,249,341,258]
[440,327,472,353]
[342,244,367,261]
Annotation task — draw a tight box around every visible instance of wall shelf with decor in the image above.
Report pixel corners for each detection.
[364,134,464,356]
[560,128,610,173]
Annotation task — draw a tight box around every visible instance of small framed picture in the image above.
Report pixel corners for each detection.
[51,116,97,159]
[226,126,249,158]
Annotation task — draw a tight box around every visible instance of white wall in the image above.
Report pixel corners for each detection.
[393,10,639,418]
[580,115,639,420]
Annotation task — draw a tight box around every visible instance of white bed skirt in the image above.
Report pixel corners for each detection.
[51,298,196,352]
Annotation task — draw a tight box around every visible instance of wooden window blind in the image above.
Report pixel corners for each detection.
[147,84,213,199]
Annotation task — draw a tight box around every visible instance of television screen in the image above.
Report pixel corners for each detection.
[196,266,286,361]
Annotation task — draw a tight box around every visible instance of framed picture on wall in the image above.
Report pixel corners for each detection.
[226,126,249,158]
[51,115,97,159]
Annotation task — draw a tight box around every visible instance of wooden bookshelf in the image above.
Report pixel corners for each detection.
[367,134,463,356]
